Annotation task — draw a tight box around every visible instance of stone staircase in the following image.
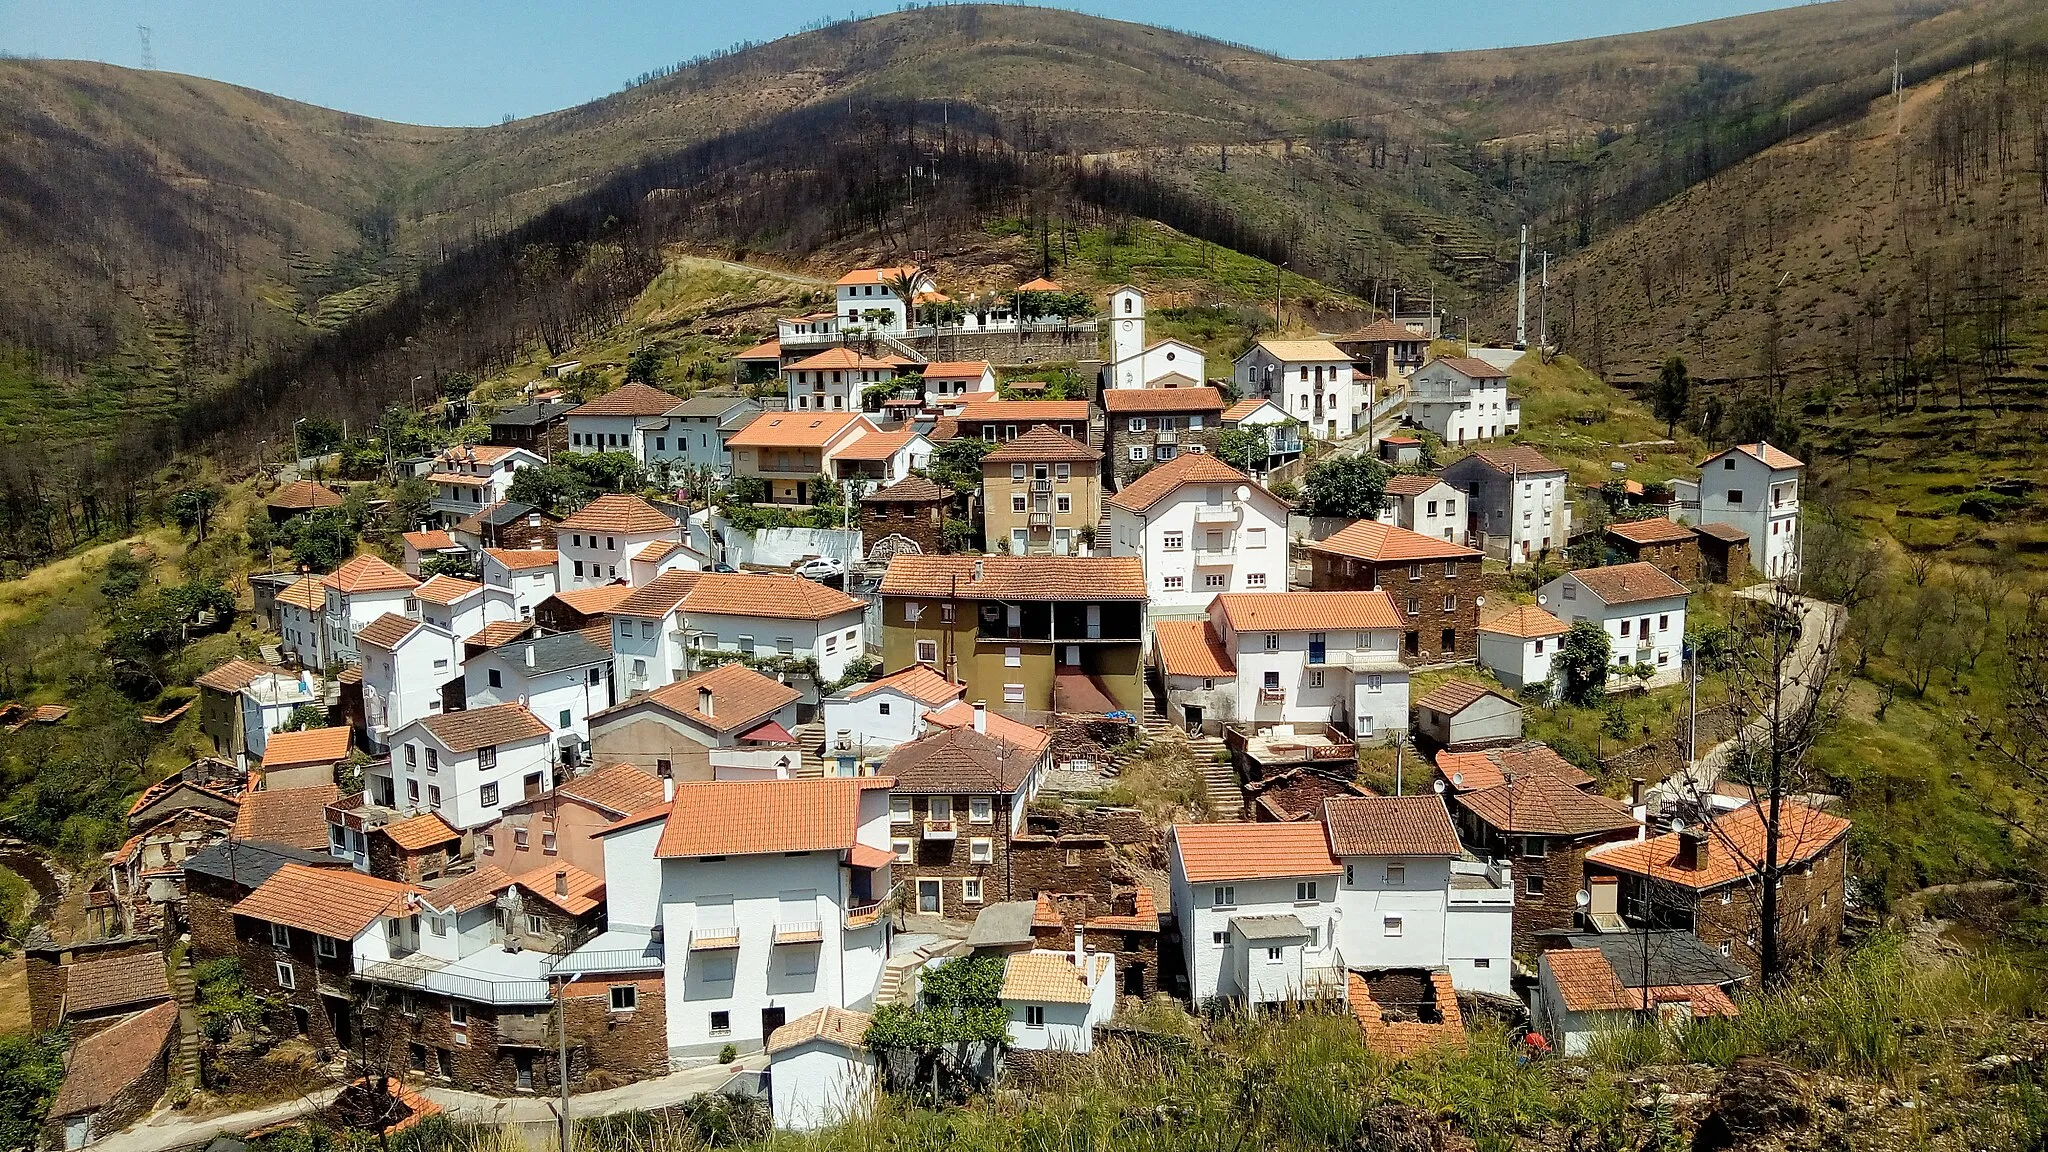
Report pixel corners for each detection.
[173,951,200,1087]
[1123,696,1240,818]
[789,721,830,778]
[873,940,962,1008]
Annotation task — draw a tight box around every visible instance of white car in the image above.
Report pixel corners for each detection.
[793,556,844,580]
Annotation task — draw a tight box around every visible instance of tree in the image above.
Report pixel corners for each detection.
[287,512,357,572]
[280,704,329,731]
[864,954,1008,1103]
[562,450,645,494]
[420,554,479,581]
[1216,427,1269,474]
[0,1031,68,1150]
[1298,454,1391,520]
[881,267,925,320]
[166,486,221,543]
[926,439,1000,496]
[1556,620,1613,707]
[506,463,592,514]
[1652,355,1691,438]
[625,345,664,387]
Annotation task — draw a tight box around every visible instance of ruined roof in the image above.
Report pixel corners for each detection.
[48,1001,179,1118]
[1457,773,1639,837]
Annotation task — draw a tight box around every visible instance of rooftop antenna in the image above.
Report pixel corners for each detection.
[1515,224,1529,350]
[138,25,154,70]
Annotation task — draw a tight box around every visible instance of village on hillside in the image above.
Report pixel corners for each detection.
[25,264,1845,1145]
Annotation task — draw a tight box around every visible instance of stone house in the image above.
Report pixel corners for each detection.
[1100,386,1226,488]
[1693,522,1751,584]
[859,474,955,557]
[1606,516,1701,584]
[1306,520,1484,664]
[44,1000,180,1149]
[1025,888,1162,998]
[181,841,344,959]
[195,659,270,758]
[451,501,559,553]
[880,714,1051,918]
[226,862,428,1052]
[1439,445,1570,566]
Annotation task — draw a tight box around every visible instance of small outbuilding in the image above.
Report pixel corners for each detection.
[1693,522,1751,584]
[766,1005,876,1132]
[1411,680,1523,752]
[1604,517,1700,584]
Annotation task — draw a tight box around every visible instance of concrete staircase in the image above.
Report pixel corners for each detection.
[1123,696,1240,818]
[873,940,962,1008]
[789,721,830,778]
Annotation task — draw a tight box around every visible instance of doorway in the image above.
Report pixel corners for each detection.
[761,1006,786,1041]
[1184,706,1204,734]
[917,879,942,914]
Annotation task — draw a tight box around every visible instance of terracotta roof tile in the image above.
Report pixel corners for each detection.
[1436,743,1594,793]
[1607,517,1696,545]
[1479,605,1567,639]
[866,475,954,503]
[921,701,1051,759]
[835,265,918,286]
[233,861,421,938]
[726,411,868,449]
[1545,948,1631,1013]
[557,763,668,817]
[1221,398,1275,422]
[1016,276,1063,291]
[1457,773,1637,836]
[685,572,865,620]
[1586,800,1850,890]
[879,555,1146,600]
[323,554,418,594]
[883,727,1037,795]
[1323,795,1463,857]
[1171,822,1338,882]
[1253,339,1350,362]
[484,548,560,572]
[381,812,461,851]
[1414,679,1513,715]
[196,658,270,694]
[409,576,480,606]
[402,531,457,551]
[1099,386,1226,414]
[634,539,684,562]
[1464,445,1564,475]
[267,480,344,511]
[1569,562,1690,605]
[276,576,327,611]
[920,360,992,379]
[953,398,1090,423]
[831,427,922,463]
[1708,443,1803,469]
[734,338,781,361]
[262,727,354,769]
[516,863,605,916]
[767,1005,871,1055]
[571,383,682,418]
[842,665,966,706]
[48,1001,178,1117]
[420,703,550,753]
[422,863,516,914]
[354,612,422,651]
[1383,474,1448,498]
[981,426,1101,464]
[1153,619,1235,678]
[467,620,535,650]
[557,494,679,535]
[63,951,171,1015]
[1314,520,1481,564]
[1693,522,1749,543]
[1433,356,1510,379]
[233,784,342,850]
[1108,453,1267,513]
[550,584,637,617]
[1002,951,1102,1004]
[1215,591,1404,633]
[655,778,884,858]
[632,663,800,735]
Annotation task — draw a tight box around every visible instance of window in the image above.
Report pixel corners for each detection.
[1264,632,1280,651]
[1406,596,1420,615]
[1128,417,1147,432]
[1308,670,1324,688]
[1056,494,1071,513]
[1621,619,1632,638]
[1658,614,1670,631]
[270,923,291,948]
[1366,672,1383,692]
[891,796,912,823]
[1526,875,1546,896]
[1727,490,1744,504]
[915,640,938,664]
[1004,683,1025,704]
[275,961,296,989]
[1012,494,1026,513]
[1385,864,1405,886]
[1204,573,1227,588]
[316,935,338,959]
[1296,881,1319,901]
[1129,445,1148,461]
[964,877,983,903]
[1025,1005,1046,1028]
[525,913,546,935]
[405,744,417,767]
[1442,595,1456,611]
[1562,583,1576,600]
[426,748,438,772]
[1212,931,1228,946]
[410,1043,427,1072]
[481,832,495,854]
[1213,885,1236,907]
[1056,463,1071,480]
[1163,532,1184,551]
[1720,941,1733,958]
[428,785,441,809]
[1383,915,1403,938]
[1005,646,1022,667]
[558,708,572,729]
[892,839,913,862]
[710,1011,731,1036]
[1473,958,1490,969]
[429,915,446,937]
[1263,670,1280,690]
[1246,572,1266,588]
[1163,575,1184,590]
[970,797,992,823]
[1265,947,1283,961]
[1308,926,1321,949]
[543,832,557,854]
[1524,836,1548,857]
[1409,563,1423,582]
[1011,464,1026,481]
[488,669,502,688]
[514,828,530,850]
[904,602,924,622]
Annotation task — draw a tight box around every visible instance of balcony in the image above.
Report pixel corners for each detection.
[1260,686,1287,703]
[1027,512,1053,528]
[1154,429,1180,446]
[845,881,904,929]
[1193,544,1233,564]
[1339,648,1406,672]
[924,818,958,840]
[688,926,741,951]
[773,920,825,945]
[1030,479,1052,494]
[1193,502,1238,523]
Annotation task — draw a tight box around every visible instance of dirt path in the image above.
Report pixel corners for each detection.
[0,953,28,1034]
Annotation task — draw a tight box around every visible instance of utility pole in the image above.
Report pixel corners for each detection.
[1893,50,1903,137]
[1515,225,1529,350]
[1538,250,1551,357]
[138,26,154,70]
[554,974,572,1152]
[1273,263,1287,334]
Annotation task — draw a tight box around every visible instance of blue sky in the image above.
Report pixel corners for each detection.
[2,1,1806,127]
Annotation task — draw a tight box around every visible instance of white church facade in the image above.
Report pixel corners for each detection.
[1103,286,1207,390]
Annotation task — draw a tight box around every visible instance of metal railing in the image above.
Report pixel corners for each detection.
[1193,502,1237,522]
[354,955,553,1005]
[544,947,665,976]
[1030,479,1052,493]
[1027,512,1053,527]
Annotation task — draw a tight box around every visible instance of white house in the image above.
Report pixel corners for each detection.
[1440,446,1571,565]
[1376,475,1468,546]
[1107,453,1291,617]
[1405,357,1520,445]
[408,574,513,640]
[556,495,683,589]
[835,265,934,334]
[918,361,995,403]
[1671,443,1804,579]
[237,671,326,761]
[1219,397,1303,476]
[1153,592,1409,742]
[627,539,703,588]
[637,394,763,477]
[784,348,907,413]
[372,703,555,830]
[819,665,967,770]
[321,555,420,666]
[400,530,467,577]
[480,549,562,622]
[566,382,683,456]
[606,570,869,701]
[1167,821,1344,1005]
[352,613,459,751]
[588,662,805,781]
[1231,339,1370,440]
[593,776,898,1060]
[275,576,332,669]
[1475,605,1567,692]
[1104,286,1206,389]
[1001,948,1116,1052]
[1538,563,1690,689]
[464,630,616,767]
[1534,943,1740,1056]
[425,445,543,523]
[766,1006,878,1131]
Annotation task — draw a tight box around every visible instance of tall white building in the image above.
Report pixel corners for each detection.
[1231,340,1371,440]
[464,630,616,765]
[1375,475,1468,546]
[1537,562,1690,689]
[1406,357,1520,445]
[320,555,420,666]
[374,703,555,830]
[834,266,934,334]
[1440,446,1571,565]
[1672,443,1804,579]
[1103,286,1205,389]
[1107,453,1291,616]
[425,445,543,523]
[556,495,685,589]
[353,613,459,751]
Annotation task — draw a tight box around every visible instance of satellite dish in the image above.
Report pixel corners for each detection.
[1235,485,1252,501]
[1671,818,1687,834]
[1575,889,1591,909]
[1451,772,1464,788]
[1433,778,1447,795]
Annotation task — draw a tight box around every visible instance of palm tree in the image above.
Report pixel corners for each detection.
[881,266,925,332]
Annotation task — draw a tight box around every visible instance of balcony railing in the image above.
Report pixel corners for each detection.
[354,955,552,1005]
[845,881,904,929]
[688,927,741,951]
[1030,479,1052,493]
[1193,503,1238,523]
[772,920,825,945]
[544,947,664,976]
[1154,429,1180,445]
[1027,512,1053,528]
[1260,686,1287,703]
[924,818,957,840]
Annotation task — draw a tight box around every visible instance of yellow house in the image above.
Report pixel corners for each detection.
[980,427,1103,556]
[726,411,872,504]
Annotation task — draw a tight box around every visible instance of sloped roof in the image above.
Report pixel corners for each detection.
[1479,604,1568,639]
[1463,445,1564,476]
[1694,522,1749,543]
[1322,795,1463,858]
[1099,386,1226,414]
[261,727,353,769]
[1437,743,1594,793]
[1002,952,1102,1005]
[1569,562,1690,605]
[921,700,1051,759]
[1154,619,1235,678]
[1414,679,1515,716]
[733,339,781,361]
[1254,339,1350,362]
[727,412,867,449]
[485,548,560,571]
[412,576,482,605]
[1561,930,1748,990]
[181,840,333,888]
[1214,591,1404,633]
[686,572,866,620]
[843,665,966,706]
[232,784,342,851]
[558,494,679,535]
[1337,318,1424,343]
[467,620,535,651]
[883,727,1036,795]
[921,360,992,378]
[953,398,1090,423]
[786,347,902,372]
[866,474,954,503]
[1016,277,1063,291]
[1587,800,1851,890]
[48,1001,179,1118]
[982,426,1101,464]
[63,951,171,1016]
[550,584,638,617]
[1314,519,1481,564]
[517,863,605,916]
[1431,356,1510,379]
[354,612,422,652]
[1222,397,1279,422]
[323,554,417,594]
[1544,948,1739,1016]
[655,777,887,858]
[1172,822,1338,882]
[491,631,611,674]
[195,658,269,694]
[1706,443,1803,470]
[1457,773,1638,836]
[831,427,919,462]
[233,862,420,938]
[1607,517,1697,545]
[267,480,344,511]
[879,555,1147,600]
[418,703,550,752]
[1383,474,1449,498]
[421,863,516,914]
[1108,453,1267,513]
[767,1005,871,1055]
[558,763,668,817]
[381,812,461,851]
[835,265,919,286]
[631,663,801,735]
[402,530,457,552]
[572,382,681,418]
[276,576,327,611]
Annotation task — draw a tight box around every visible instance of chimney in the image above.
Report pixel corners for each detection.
[662,775,675,803]
[524,644,536,668]
[1629,778,1645,807]
[555,869,569,897]
[1676,827,1709,870]
[972,558,983,582]
[699,687,715,717]
[1073,922,1086,970]
[972,701,987,734]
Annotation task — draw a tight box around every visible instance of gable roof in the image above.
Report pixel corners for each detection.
[572,382,682,418]
[182,840,334,888]
[558,494,678,535]
[261,726,354,769]
[982,426,1102,465]
[1457,773,1638,837]
[1607,517,1697,545]
[1253,339,1350,362]
[232,784,342,851]
[48,1001,179,1118]
[685,572,866,620]
[866,474,954,503]
[832,427,920,462]
[1462,445,1564,476]
[467,620,536,652]
[1154,619,1236,678]
[1431,356,1510,379]
[267,480,344,511]
[655,777,887,857]
[1414,679,1515,716]
[233,862,420,938]
[63,951,171,1016]
[883,727,1037,795]
[1436,743,1594,793]
[1323,795,1464,857]
[322,554,417,594]
[786,347,902,372]
[402,530,458,552]
[921,360,992,379]
[632,663,801,735]
[1693,521,1749,543]
[196,658,270,694]
[516,863,606,916]
[380,812,462,851]
[1171,822,1339,882]
[1222,397,1281,422]
[843,664,966,706]
[953,398,1091,423]
[835,265,919,286]
[726,411,868,449]
[419,703,550,752]
[557,763,668,817]
[1705,442,1803,470]
[767,1005,872,1055]
[1002,951,1102,1005]
[1568,562,1690,605]
[1383,474,1449,498]
[277,576,326,611]
[1337,318,1425,343]
[1479,604,1568,639]
[411,576,481,607]
[920,700,1051,760]
[1587,800,1851,890]
[1543,948,1738,1016]
[549,584,638,617]
[1214,591,1404,633]
[354,612,423,652]
[420,862,516,914]
[486,631,611,675]
[485,548,561,571]
[1100,385,1227,415]
[878,555,1147,600]
[1109,453,1269,514]
[1314,519,1480,564]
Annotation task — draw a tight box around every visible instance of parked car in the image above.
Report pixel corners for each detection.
[793,556,844,580]
[711,563,738,574]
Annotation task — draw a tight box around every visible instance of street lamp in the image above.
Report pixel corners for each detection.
[292,417,307,466]
[411,375,424,408]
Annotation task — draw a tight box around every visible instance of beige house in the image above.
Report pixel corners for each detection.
[726,412,874,504]
[980,427,1103,556]
[586,663,804,781]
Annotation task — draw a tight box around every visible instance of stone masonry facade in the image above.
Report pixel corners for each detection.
[1309,552,1480,664]
[899,792,1017,917]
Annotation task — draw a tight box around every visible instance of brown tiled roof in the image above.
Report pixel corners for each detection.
[557,763,668,817]
[1002,951,1103,1005]
[633,663,800,735]
[1100,385,1226,414]
[1154,620,1236,678]
[435,444,526,466]
[1478,604,1567,639]
[655,777,887,858]
[1543,949,1740,1017]
[1437,743,1594,793]
[734,339,781,361]
[323,554,418,594]
[63,951,170,1015]
[1414,679,1513,715]
[420,703,550,752]
[1693,522,1749,543]
[1323,795,1463,857]
[1708,443,1803,470]
[1171,822,1338,882]
[1569,562,1690,605]
[233,862,420,938]
[276,575,327,611]
[48,1001,178,1117]
[921,360,992,378]
[1221,398,1275,422]
[1214,591,1404,633]
[381,812,461,851]
[982,426,1101,465]
[268,480,344,511]
[726,411,867,449]
[610,569,698,617]
[354,612,422,651]
[1464,445,1564,475]
[634,539,685,562]
[685,573,866,620]
[515,863,605,916]
[883,727,1036,795]
[786,347,902,371]
[262,727,353,769]
[578,624,614,652]
[920,700,1051,760]
[1587,800,1850,890]
[572,382,681,418]
[1383,474,1447,497]
[558,494,679,535]
[879,555,1146,600]
[954,398,1090,423]
[1432,355,1510,379]
[1017,276,1063,290]
[467,620,534,650]
[835,265,919,286]
[422,863,516,914]
[413,575,483,605]
[551,584,638,616]
[1108,453,1267,513]
[1457,773,1638,836]
[1607,517,1696,545]
[480,548,557,573]
[233,784,342,850]
[766,1005,871,1055]
[1337,318,1422,343]
[1314,520,1480,564]
[403,531,457,551]
[866,474,954,503]
[196,658,270,694]
[843,665,966,706]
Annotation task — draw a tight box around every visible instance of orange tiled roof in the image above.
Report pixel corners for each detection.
[920,360,991,379]
[1544,948,1741,1016]
[1436,743,1594,793]
[786,347,902,371]
[558,494,679,535]
[195,658,269,694]
[1479,604,1567,639]
[422,863,515,914]
[1214,590,1404,633]
[48,1001,179,1116]
[419,703,550,752]
[635,663,801,735]
[1607,517,1697,545]
[557,763,668,817]
[434,444,526,466]
[1383,474,1448,498]
[1569,561,1689,605]
[982,426,1101,464]
[1084,886,1161,931]
[1108,452,1267,513]
[635,539,684,562]
[323,554,418,594]
[516,863,605,916]
[267,480,344,511]
[1003,951,1103,1004]
[571,382,681,418]
[485,547,560,571]
[1314,520,1481,564]
[381,811,461,851]
[835,265,919,286]
[1153,620,1235,678]
[726,411,867,449]
[467,620,534,650]
[551,584,638,616]
[1587,800,1850,891]
[354,612,422,651]
[883,727,1036,795]
[953,398,1090,423]
[921,700,1052,759]
[402,530,457,551]
[1464,445,1563,475]
[63,951,171,1015]
[1099,386,1226,414]
[1171,822,1338,882]
[879,555,1147,600]
[867,474,954,503]
[233,784,342,850]
[1221,398,1276,422]
[685,572,866,620]
[1457,773,1637,837]
[734,338,781,361]
[655,777,886,858]
[277,575,326,612]
[262,727,353,769]
[1015,277,1062,292]
[1414,679,1513,715]
[1253,338,1350,362]
[767,1005,871,1054]
[1323,795,1464,857]
[1708,442,1803,470]
[831,426,919,462]
[233,861,421,938]
[843,664,966,706]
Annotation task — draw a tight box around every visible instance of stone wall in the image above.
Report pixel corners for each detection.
[1308,553,1479,664]
[1689,837,1849,976]
[860,500,947,557]
[50,1034,171,1146]
[25,935,160,1034]
[899,793,1015,915]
